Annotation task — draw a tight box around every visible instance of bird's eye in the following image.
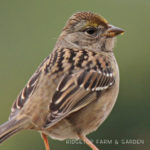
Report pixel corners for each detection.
[84,27,97,36]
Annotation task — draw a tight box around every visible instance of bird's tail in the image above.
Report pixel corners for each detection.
[0,116,29,143]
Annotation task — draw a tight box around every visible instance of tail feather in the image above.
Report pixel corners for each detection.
[0,117,29,143]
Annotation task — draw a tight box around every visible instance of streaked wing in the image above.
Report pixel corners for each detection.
[44,56,115,128]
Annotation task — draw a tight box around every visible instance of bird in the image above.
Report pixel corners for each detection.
[0,12,124,150]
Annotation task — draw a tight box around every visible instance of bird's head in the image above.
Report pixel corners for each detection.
[58,12,124,52]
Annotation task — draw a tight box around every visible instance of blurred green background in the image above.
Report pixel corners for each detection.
[0,0,150,150]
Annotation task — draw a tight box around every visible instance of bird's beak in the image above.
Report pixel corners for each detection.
[102,25,125,37]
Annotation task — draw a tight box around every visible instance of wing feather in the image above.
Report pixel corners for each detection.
[45,64,115,128]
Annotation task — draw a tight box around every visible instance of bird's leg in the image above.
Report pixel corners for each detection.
[78,134,99,150]
[41,133,50,150]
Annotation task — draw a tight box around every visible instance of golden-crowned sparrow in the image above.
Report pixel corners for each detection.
[0,12,124,150]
